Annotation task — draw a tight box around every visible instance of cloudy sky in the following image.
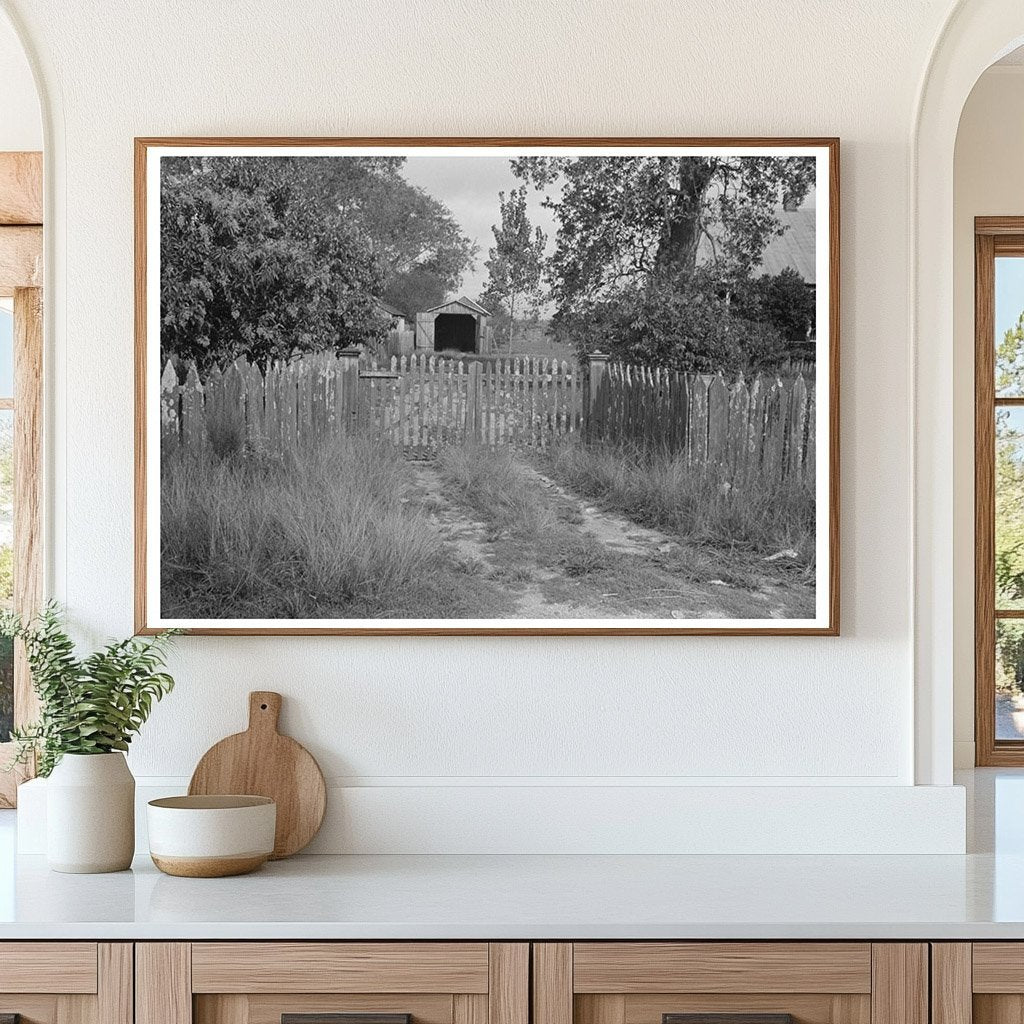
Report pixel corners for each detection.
[400,156,558,302]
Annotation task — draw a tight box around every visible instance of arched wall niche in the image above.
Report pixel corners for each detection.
[914,1,1024,784]
[0,4,48,806]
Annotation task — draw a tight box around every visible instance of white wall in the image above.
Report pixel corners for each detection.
[0,11,39,152]
[952,66,1024,767]
[2,0,972,852]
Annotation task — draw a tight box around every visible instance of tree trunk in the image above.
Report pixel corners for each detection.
[654,157,717,279]
[508,290,516,354]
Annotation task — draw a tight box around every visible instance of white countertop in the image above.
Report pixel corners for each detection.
[1,769,1021,941]
[0,849,1022,940]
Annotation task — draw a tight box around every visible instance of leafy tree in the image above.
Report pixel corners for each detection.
[306,158,477,304]
[381,265,448,320]
[481,187,547,352]
[998,620,1024,694]
[997,406,1024,604]
[512,155,814,367]
[993,313,1024,694]
[997,309,1024,395]
[732,268,816,351]
[995,314,1024,617]
[476,292,511,349]
[160,156,477,370]
[563,270,785,374]
[161,156,389,370]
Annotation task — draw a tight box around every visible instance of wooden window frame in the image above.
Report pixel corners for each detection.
[975,217,1024,765]
[0,151,43,806]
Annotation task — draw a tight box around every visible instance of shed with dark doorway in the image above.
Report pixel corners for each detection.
[414,296,492,354]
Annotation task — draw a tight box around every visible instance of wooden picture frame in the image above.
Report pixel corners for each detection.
[135,137,840,636]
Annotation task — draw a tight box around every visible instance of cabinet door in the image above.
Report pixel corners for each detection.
[0,943,131,1024]
[533,944,928,1024]
[939,943,1024,1024]
[137,943,528,1024]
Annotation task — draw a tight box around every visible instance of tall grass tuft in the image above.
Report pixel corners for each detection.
[541,439,816,564]
[161,438,452,619]
[204,402,247,459]
[437,444,609,576]
[437,445,555,538]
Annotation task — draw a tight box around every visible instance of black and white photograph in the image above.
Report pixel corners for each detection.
[137,140,838,635]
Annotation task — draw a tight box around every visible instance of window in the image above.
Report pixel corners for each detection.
[0,304,13,745]
[975,220,1024,764]
[0,151,43,806]
[0,288,42,807]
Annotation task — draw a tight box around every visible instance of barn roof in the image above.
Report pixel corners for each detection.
[423,296,492,316]
[755,207,816,283]
[697,205,816,284]
[457,296,492,315]
[374,298,409,318]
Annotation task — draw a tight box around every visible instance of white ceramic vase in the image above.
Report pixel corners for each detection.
[46,752,135,873]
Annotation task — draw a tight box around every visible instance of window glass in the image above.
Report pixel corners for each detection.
[997,257,1024,396]
[0,403,10,742]
[997,407,1024,610]
[997,620,1024,740]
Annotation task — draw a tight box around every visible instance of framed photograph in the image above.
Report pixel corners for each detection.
[135,137,839,636]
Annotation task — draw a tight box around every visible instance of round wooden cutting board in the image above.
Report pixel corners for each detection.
[188,691,327,859]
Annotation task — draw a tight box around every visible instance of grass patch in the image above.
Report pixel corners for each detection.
[436,445,555,540]
[538,438,816,569]
[161,437,512,619]
[437,444,611,580]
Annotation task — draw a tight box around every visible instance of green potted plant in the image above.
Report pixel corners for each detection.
[2,603,178,873]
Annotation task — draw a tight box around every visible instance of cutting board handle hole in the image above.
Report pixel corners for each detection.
[260,703,268,710]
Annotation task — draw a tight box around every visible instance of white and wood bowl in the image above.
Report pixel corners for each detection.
[147,795,276,877]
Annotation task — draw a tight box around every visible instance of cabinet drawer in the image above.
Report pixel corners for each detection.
[139,943,528,1024]
[0,942,99,994]
[935,942,1024,1024]
[0,943,130,1024]
[973,944,1024,992]
[191,943,491,994]
[572,944,872,994]
[534,944,926,1024]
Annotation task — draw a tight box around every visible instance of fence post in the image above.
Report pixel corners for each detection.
[337,346,361,434]
[585,351,610,442]
[160,361,180,451]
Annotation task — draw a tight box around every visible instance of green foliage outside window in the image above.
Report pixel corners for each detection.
[995,313,1024,696]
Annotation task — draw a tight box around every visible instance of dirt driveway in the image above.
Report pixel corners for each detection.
[409,456,815,621]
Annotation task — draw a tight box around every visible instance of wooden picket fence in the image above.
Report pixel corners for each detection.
[160,351,584,456]
[589,360,815,483]
[359,354,583,449]
[160,349,815,484]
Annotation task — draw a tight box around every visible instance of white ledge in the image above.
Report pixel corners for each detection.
[0,849,1022,940]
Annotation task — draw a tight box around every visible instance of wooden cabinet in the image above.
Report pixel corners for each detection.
[532,944,929,1024]
[136,944,528,1024]
[0,937,957,1024]
[0,943,132,1024]
[931,943,1024,1024]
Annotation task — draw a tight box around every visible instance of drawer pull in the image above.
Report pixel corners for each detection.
[664,1016,794,1024]
[283,1016,411,1024]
